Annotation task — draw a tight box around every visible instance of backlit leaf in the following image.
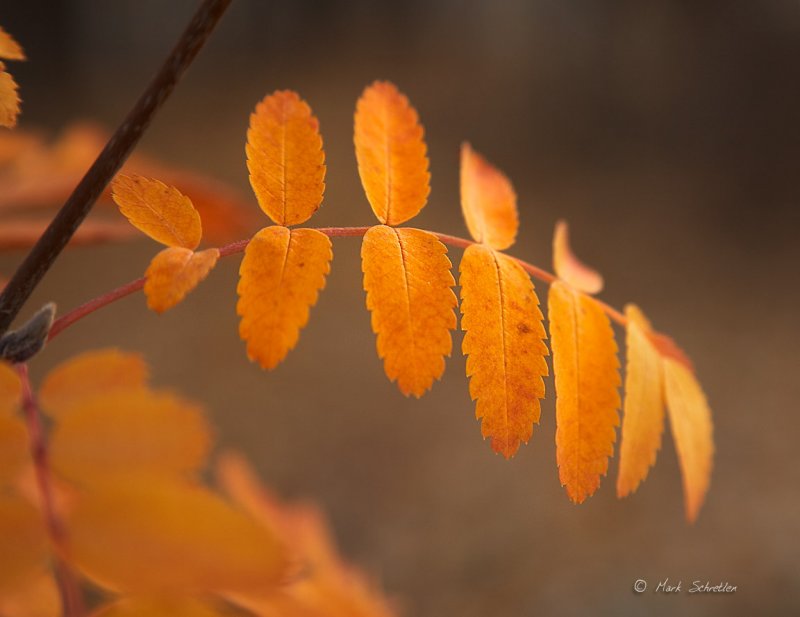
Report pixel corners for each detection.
[111,174,202,249]
[50,389,211,484]
[548,280,621,503]
[246,90,326,226]
[0,569,60,617]
[238,226,332,370]
[459,143,518,250]
[90,597,227,617]
[0,27,25,61]
[355,81,430,226]
[144,247,220,314]
[459,244,548,458]
[617,304,664,498]
[0,361,20,414]
[39,349,149,418]
[552,220,603,294]
[0,65,20,129]
[0,497,48,589]
[65,477,288,595]
[664,358,713,523]
[361,225,457,397]
[0,413,27,485]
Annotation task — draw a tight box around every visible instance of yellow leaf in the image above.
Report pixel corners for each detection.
[246,90,326,226]
[0,570,60,617]
[459,143,518,250]
[0,412,27,485]
[354,81,430,226]
[361,225,457,397]
[0,361,21,414]
[664,358,713,523]
[0,65,21,129]
[459,244,548,458]
[144,247,219,314]
[90,597,227,617]
[0,26,25,61]
[111,174,202,249]
[617,304,664,498]
[50,390,211,484]
[39,349,149,418]
[65,477,288,595]
[548,280,621,503]
[552,220,603,294]
[238,226,332,370]
[0,496,48,589]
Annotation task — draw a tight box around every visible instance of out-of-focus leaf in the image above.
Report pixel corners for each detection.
[39,348,149,418]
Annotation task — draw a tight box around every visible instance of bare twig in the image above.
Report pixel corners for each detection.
[0,0,233,335]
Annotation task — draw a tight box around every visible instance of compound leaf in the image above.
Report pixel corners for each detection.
[112,174,202,249]
[355,81,430,226]
[247,90,326,226]
[459,143,518,250]
[459,244,548,458]
[39,349,149,418]
[664,358,714,523]
[144,246,219,314]
[361,225,456,397]
[238,226,332,370]
[552,220,603,294]
[617,304,665,498]
[548,280,620,503]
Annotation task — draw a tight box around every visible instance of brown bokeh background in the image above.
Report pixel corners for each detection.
[3,1,799,615]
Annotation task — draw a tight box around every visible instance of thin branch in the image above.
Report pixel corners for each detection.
[17,364,84,617]
[49,226,631,342]
[0,0,233,335]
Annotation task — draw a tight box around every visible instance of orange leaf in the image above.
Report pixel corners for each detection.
[217,453,397,617]
[459,143,518,250]
[39,349,149,418]
[0,65,21,129]
[354,81,430,226]
[90,597,226,617]
[552,220,603,294]
[459,244,548,458]
[0,496,48,589]
[664,358,713,523]
[0,413,27,485]
[65,476,288,595]
[548,280,621,503]
[361,225,456,397]
[0,569,59,617]
[0,27,25,61]
[0,361,21,414]
[144,247,219,314]
[111,174,202,249]
[246,90,326,226]
[238,226,332,370]
[50,389,211,485]
[617,304,664,498]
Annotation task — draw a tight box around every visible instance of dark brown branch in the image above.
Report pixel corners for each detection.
[0,0,233,335]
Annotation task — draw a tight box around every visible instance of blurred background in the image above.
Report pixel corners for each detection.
[2,1,799,615]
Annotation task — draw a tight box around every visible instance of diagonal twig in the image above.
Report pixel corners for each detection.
[0,0,233,335]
